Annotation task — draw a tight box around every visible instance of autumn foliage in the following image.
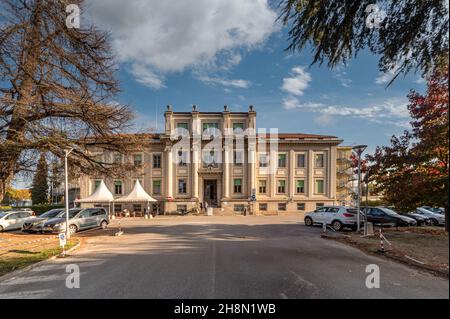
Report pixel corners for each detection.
[367,66,449,230]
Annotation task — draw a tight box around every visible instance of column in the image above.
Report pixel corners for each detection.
[223,145,231,198]
[248,144,256,195]
[289,150,295,198]
[192,143,200,198]
[269,150,277,197]
[308,149,314,197]
[166,146,173,198]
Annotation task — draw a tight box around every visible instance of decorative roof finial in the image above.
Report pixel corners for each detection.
[249,105,254,112]
[224,105,228,111]
[166,104,172,111]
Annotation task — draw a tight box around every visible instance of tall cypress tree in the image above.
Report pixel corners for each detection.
[31,154,49,205]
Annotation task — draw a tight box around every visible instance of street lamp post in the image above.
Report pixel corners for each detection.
[353,145,367,233]
[64,148,73,239]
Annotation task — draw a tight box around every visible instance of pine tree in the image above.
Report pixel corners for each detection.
[31,154,49,205]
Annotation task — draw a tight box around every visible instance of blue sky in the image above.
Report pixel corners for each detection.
[13,0,429,188]
[80,0,428,154]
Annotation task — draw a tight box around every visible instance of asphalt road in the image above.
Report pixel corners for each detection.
[0,216,448,299]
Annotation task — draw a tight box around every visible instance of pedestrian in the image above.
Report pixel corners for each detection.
[199,202,203,212]
[205,202,208,213]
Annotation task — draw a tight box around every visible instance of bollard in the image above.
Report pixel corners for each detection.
[379,228,384,253]
[322,222,327,233]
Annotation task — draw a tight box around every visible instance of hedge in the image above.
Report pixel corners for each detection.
[14,204,65,215]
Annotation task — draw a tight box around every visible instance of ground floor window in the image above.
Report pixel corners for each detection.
[133,204,142,212]
[259,203,268,211]
[297,203,306,211]
[114,204,122,214]
[153,180,161,195]
[278,203,286,211]
[234,204,245,212]
[178,179,187,194]
[234,179,242,193]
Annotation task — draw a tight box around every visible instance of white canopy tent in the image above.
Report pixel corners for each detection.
[114,180,157,217]
[74,180,114,213]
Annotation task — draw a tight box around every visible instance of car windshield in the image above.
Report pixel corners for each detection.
[56,209,82,219]
[381,208,399,216]
[40,210,63,218]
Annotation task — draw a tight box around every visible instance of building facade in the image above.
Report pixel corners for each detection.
[79,106,343,216]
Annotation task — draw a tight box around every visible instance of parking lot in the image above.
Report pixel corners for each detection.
[0,215,448,299]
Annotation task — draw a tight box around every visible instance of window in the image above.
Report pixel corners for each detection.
[153,154,162,168]
[202,122,219,131]
[297,203,306,211]
[258,180,267,194]
[176,122,189,130]
[296,180,305,194]
[234,179,242,193]
[114,204,122,214]
[259,203,268,211]
[203,150,218,168]
[259,153,268,167]
[297,154,306,168]
[277,180,286,194]
[234,204,245,212]
[178,179,187,194]
[278,203,286,211]
[114,181,122,195]
[315,179,324,194]
[133,204,142,212]
[315,153,324,168]
[113,153,123,164]
[278,154,286,168]
[153,180,161,195]
[93,180,101,192]
[233,122,244,132]
[133,154,143,166]
[316,203,325,209]
[233,150,243,166]
[178,150,187,166]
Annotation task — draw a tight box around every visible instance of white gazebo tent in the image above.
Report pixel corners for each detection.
[74,180,114,214]
[114,180,157,217]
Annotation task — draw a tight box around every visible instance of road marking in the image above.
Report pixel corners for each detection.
[0,289,52,299]
[208,238,217,298]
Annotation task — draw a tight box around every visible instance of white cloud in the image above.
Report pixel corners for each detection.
[198,76,251,88]
[86,0,278,88]
[375,65,400,85]
[283,97,411,127]
[281,66,312,96]
[314,114,334,125]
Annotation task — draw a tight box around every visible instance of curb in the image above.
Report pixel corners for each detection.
[0,239,82,283]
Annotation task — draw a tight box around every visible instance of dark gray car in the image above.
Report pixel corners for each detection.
[22,208,64,233]
[42,208,109,234]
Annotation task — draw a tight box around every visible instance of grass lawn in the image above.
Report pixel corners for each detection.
[325,226,449,276]
[0,238,79,277]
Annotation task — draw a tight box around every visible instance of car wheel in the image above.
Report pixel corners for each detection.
[332,220,343,231]
[0,225,3,232]
[100,220,108,229]
[430,218,439,226]
[304,217,313,226]
[69,224,78,235]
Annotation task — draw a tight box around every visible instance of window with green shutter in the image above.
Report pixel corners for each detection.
[296,180,305,193]
[234,179,242,193]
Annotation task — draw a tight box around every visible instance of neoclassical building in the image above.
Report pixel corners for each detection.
[78,105,343,215]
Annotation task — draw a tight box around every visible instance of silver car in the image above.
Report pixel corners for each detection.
[42,208,109,234]
[304,206,361,231]
[415,207,445,226]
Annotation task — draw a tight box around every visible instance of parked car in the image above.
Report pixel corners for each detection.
[362,207,417,227]
[42,208,109,234]
[0,211,34,232]
[421,206,444,215]
[22,208,64,233]
[402,211,430,226]
[304,206,362,231]
[414,207,445,226]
